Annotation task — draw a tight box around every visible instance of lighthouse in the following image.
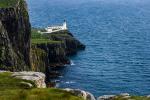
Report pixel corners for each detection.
[40,20,68,34]
[62,20,67,30]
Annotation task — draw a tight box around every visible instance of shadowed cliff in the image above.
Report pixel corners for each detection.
[0,0,31,71]
[31,29,85,73]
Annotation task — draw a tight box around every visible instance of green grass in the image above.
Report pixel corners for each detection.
[0,72,83,100]
[0,88,84,100]
[31,28,71,39]
[32,39,61,44]
[0,72,36,90]
[113,95,150,100]
[31,28,45,39]
[0,0,19,8]
[130,96,150,100]
[31,28,62,44]
[31,28,71,44]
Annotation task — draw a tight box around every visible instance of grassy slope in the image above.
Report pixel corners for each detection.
[0,72,83,100]
[31,39,61,44]
[31,28,62,44]
[31,28,74,45]
[0,0,18,8]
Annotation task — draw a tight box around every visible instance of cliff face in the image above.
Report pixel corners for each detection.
[31,30,85,72]
[31,42,70,69]
[0,0,31,71]
[31,46,48,72]
[46,31,85,55]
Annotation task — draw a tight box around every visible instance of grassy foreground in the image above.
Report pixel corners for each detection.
[0,72,83,100]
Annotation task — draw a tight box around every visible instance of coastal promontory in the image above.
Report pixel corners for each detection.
[0,0,85,72]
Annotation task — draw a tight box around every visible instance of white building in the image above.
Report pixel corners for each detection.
[40,20,68,34]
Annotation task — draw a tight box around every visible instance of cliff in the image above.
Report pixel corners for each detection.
[0,0,85,72]
[45,30,85,55]
[31,30,85,73]
[0,0,85,75]
[0,0,31,71]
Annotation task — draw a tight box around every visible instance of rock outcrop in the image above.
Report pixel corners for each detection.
[31,42,70,68]
[97,93,141,100]
[97,95,116,100]
[0,0,31,71]
[12,71,46,88]
[31,47,48,72]
[64,88,96,100]
[46,30,85,55]
[31,30,85,73]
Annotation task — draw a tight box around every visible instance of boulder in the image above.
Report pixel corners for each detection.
[12,71,46,88]
[120,93,130,99]
[120,93,130,96]
[98,93,131,100]
[64,88,96,100]
[147,95,150,98]
[20,81,33,88]
[0,70,9,73]
[97,95,115,100]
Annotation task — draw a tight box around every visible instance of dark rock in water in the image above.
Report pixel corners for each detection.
[49,71,61,78]
[0,0,31,71]
[47,82,56,88]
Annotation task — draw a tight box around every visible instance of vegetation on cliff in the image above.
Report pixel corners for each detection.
[0,72,83,100]
[31,28,63,44]
[0,72,36,90]
[32,39,61,44]
[0,0,18,8]
[31,28,85,70]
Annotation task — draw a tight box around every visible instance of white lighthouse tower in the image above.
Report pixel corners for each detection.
[40,20,68,34]
[62,20,67,30]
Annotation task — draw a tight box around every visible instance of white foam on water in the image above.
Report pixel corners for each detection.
[55,83,60,88]
[65,81,76,84]
[64,60,75,66]
[59,76,63,78]
[71,60,75,66]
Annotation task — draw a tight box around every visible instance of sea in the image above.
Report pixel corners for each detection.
[27,0,150,97]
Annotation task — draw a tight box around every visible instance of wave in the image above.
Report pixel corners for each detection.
[55,83,60,88]
[65,81,76,84]
[58,76,63,78]
[71,60,75,66]
[64,60,75,66]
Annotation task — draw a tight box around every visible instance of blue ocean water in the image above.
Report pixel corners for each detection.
[27,0,150,97]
